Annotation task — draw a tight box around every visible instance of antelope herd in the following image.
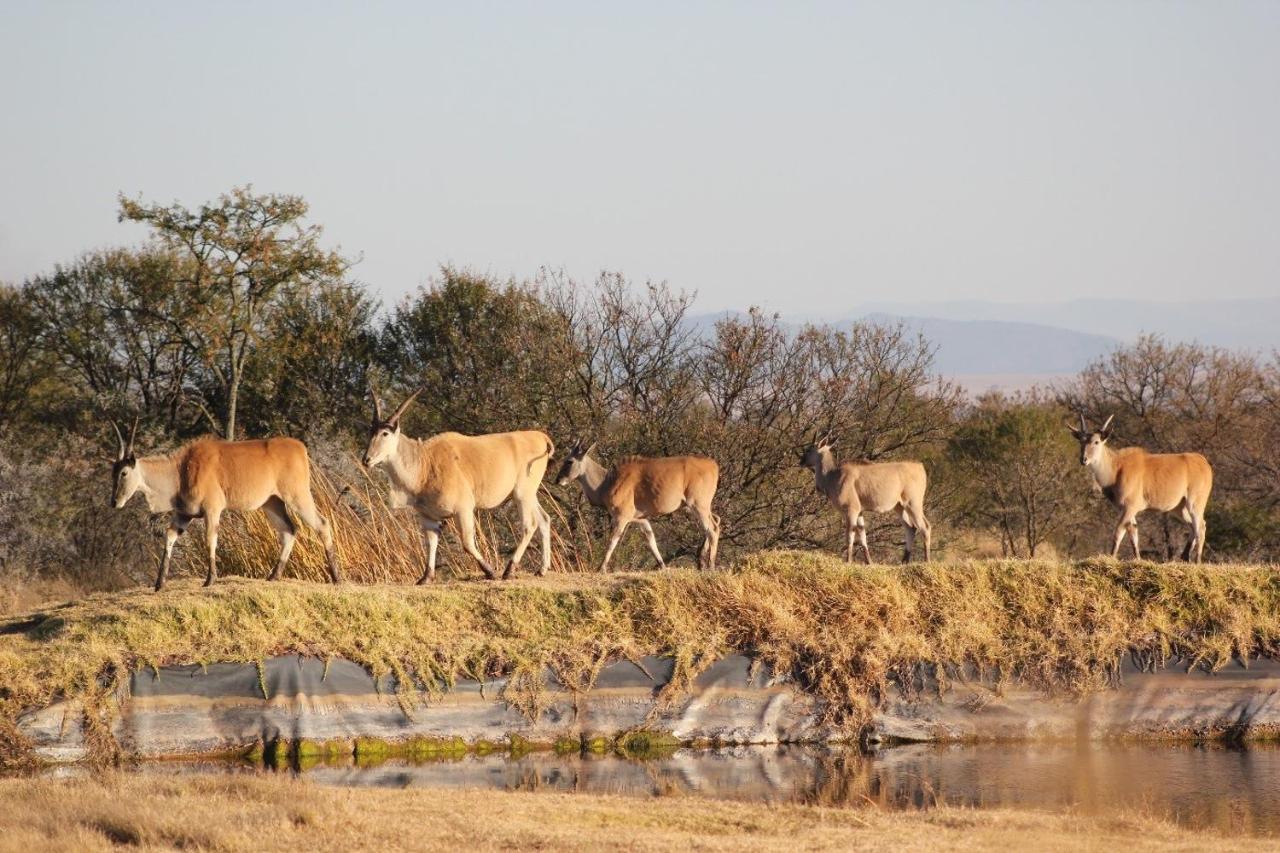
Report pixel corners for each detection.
[109,388,1217,589]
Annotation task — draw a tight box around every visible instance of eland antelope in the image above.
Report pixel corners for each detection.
[1067,414,1213,562]
[801,434,931,563]
[108,418,342,590]
[362,387,554,582]
[555,443,720,572]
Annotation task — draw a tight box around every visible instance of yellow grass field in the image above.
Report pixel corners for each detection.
[0,772,1253,853]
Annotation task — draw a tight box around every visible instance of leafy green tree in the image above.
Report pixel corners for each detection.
[118,187,349,439]
[0,283,48,430]
[242,279,379,439]
[24,248,201,433]
[380,268,583,436]
[948,394,1086,557]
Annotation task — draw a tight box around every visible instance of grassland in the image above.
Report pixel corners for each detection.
[0,771,1253,852]
[3,552,1280,767]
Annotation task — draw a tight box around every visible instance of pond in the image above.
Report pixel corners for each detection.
[109,741,1280,835]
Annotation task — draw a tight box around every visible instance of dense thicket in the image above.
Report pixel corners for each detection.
[1,188,1277,593]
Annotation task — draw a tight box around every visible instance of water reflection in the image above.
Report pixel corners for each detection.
[138,741,1280,835]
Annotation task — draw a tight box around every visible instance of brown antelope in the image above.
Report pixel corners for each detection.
[801,434,931,563]
[361,388,554,582]
[554,443,721,572]
[1067,414,1213,562]
[108,418,342,591]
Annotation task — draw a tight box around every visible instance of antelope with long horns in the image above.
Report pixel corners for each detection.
[362,387,554,582]
[801,433,931,563]
[1067,413,1213,562]
[554,443,721,572]
[108,418,342,590]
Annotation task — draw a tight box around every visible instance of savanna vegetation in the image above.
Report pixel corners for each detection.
[2,186,1278,609]
[0,772,1253,853]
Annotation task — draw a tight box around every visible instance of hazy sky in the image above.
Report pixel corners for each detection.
[2,1,1277,312]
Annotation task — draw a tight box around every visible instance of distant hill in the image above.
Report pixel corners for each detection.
[685,310,1119,386]
[688,298,1276,393]
[855,313,1116,375]
[850,298,1280,351]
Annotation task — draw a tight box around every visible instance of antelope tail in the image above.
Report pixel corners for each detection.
[527,437,556,476]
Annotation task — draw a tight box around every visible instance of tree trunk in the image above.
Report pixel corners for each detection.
[225,369,239,440]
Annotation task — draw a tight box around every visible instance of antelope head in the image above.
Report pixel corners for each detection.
[109,416,141,508]
[554,441,598,486]
[799,431,835,469]
[362,384,422,468]
[1066,413,1114,466]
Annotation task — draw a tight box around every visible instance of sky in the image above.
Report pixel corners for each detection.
[1,1,1277,313]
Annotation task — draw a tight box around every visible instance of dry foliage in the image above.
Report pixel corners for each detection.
[4,553,1280,767]
[0,771,1253,852]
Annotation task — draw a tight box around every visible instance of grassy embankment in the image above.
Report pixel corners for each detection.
[3,552,1280,767]
[0,772,1256,852]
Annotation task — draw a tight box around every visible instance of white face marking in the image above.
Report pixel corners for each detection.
[113,462,142,508]
[1081,433,1107,466]
[363,425,400,467]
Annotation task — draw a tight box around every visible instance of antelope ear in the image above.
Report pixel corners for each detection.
[584,442,598,457]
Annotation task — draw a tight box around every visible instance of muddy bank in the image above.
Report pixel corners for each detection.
[18,652,1280,762]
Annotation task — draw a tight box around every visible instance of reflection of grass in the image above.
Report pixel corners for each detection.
[4,554,1280,766]
[0,772,1253,851]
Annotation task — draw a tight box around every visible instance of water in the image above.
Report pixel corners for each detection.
[114,741,1280,835]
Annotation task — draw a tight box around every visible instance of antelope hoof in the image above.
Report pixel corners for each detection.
[153,581,165,593]
[502,562,516,580]
[416,573,433,585]
[203,578,215,588]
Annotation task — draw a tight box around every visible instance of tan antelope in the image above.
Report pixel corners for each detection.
[554,443,721,572]
[108,418,342,591]
[1067,414,1213,562]
[801,434,931,563]
[362,388,554,582]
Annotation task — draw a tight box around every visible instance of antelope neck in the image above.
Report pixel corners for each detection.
[575,455,610,506]
[1087,444,1119,489]
[137,455,181,513]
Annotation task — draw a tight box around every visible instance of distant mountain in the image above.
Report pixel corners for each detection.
[848,298,1280,351]
[685,310,1118,379]
[685,298,1274,393]
[860,313,1118,376]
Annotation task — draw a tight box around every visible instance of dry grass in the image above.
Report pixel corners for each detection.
[169,463,602,585]
[3,553,1280,767]
[0,771,1252,852]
